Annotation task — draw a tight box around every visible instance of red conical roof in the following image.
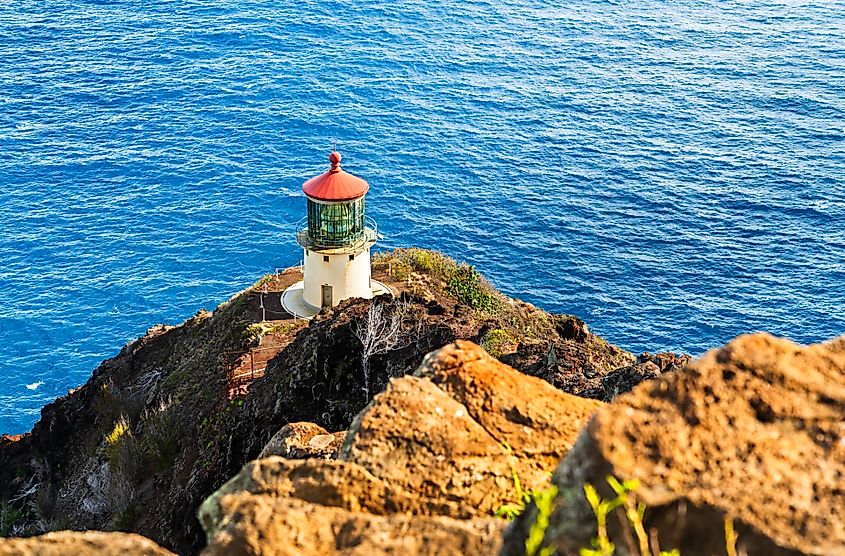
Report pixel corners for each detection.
[302,151,369,202]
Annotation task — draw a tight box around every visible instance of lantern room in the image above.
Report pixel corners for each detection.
[297,151,372,251]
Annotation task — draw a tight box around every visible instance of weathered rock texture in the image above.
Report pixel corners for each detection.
[342,341,602,516]
[499,315,640,399]
[204,495,503,556]
[504,333,845,556]
[200,341,602,554]
[258,422,345,460]
[584,351,692,401]
[0,531,174,556]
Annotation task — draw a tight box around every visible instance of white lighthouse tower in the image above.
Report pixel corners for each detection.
[281,151,390,318]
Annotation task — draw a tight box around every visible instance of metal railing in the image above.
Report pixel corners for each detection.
[295,216,378,251]
[275,261,303,275]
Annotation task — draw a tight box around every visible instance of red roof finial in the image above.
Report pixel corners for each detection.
[329,151,342,172]
[302,151,369,202]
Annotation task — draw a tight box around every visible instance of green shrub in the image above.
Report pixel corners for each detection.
[242,321,301,343]
[525,486,558,556]
[492,443,557,556]
[446,264,501,313]
[581,476,680,556]
[102,416,142,526]
[252,274,274,289]
[374,249,502,314]
[141,400,182,472]
[0,501,23,537]
[482,328,516,358]
[104,416,130,464]
[405,248,451,276]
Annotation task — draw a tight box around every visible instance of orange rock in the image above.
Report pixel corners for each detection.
[343,340,603,517]
[200,341,602,555]
[203,495,504,556]
[0,531,173,556]
[510,333,845,556]
[258,422,346,460]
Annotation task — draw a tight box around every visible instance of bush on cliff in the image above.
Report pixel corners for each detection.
[141,399,182,472]
[0,501,24,537]
[373,248,503,313]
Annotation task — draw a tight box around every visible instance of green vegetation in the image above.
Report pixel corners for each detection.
[241,321,303,344]
[481,328,516,358]
[373,247,451,282]
[104,416,130,464]
[252,274,275,289]
[102,415,143,528]
[495,473,739,556]
[581,476,681,556]
[725,517,738,556]
[446,263,501,312]
[492,443,557,556]
[0,501,23,537]
[141,400,182,472]
[399,248,453,276]
[373,248,503,313]
[241,322,269,342]
[373,249,569,352]
[524,486,558,556]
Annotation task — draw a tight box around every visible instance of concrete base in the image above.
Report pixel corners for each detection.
[281,280,393,320]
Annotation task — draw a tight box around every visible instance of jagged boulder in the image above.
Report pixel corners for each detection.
[203,495,504,556]
[199,457,430,526]
[504,333,845,556]
[341,340,603,516]
[258,422,345,460]
[0,531,174,556]
[200,341,602,554]
[581,350,690,402]
[500,321,690,402]
[198,458,504,555]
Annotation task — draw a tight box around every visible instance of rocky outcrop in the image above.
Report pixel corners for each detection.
[583,351,692,401]
[500,316,635,396]
[200,341,602,554]
[3,249,841,556]
[258,422,345,460]
[203,495,503,556]
[500,315,688,402]
[198,457,505,555]
[0,250,660,554]
[0,531,174,556]
[341,341,602,517]
[504,333,845,556]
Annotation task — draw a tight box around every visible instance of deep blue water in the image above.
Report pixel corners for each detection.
[1,0,844,434]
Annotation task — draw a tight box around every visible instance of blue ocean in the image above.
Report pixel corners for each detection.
[1,0,843,434]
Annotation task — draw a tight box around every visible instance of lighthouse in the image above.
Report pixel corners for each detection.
[281,151,390,318]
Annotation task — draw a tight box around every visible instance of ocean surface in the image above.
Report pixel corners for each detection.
[1,0,843,434]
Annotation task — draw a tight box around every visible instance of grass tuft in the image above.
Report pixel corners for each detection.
[581,475,681,556]
[104,416,130,464]
[481,328,517,358]
[373,248,503,314]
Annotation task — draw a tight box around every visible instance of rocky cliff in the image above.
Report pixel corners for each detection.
[4,249,837,555]
[4,333,842,555]
[0,249,681,554]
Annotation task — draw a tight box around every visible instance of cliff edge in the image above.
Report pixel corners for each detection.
[0,249,677,554]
